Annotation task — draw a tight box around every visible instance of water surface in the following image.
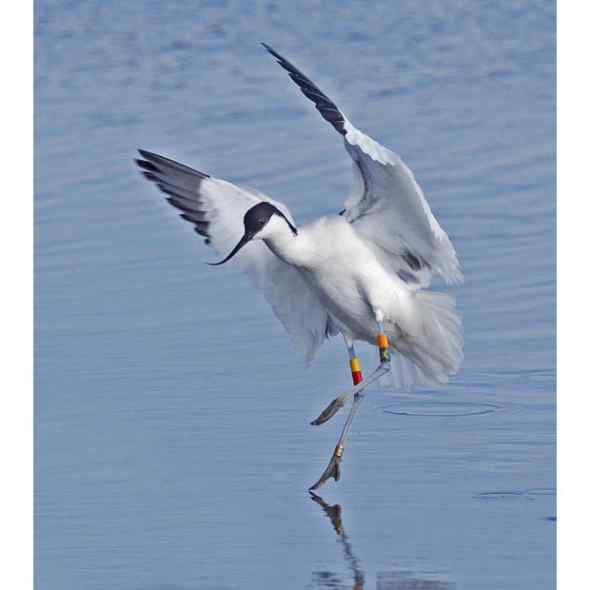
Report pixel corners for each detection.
[35,2,555,588]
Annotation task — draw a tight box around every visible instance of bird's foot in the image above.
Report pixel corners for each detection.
[311,361,390,427]
[309,444,343,491]
[310,396,346,426]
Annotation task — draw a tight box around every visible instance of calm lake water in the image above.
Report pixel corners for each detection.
[35,1,555,589]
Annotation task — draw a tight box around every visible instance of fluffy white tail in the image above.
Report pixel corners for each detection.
[388,291,463,390]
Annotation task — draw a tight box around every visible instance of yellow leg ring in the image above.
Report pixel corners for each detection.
[349,357,361,373]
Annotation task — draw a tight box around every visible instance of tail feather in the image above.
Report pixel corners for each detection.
[388,291,463,390]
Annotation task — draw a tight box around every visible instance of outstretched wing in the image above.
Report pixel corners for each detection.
[136,150,337,361]
[262,43,462,288]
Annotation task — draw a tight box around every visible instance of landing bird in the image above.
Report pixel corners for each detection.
[136,43,463,490]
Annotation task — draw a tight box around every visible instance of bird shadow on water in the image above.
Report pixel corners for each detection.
[308,493,455,590]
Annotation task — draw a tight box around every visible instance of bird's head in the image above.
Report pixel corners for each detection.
[209,202,298,265]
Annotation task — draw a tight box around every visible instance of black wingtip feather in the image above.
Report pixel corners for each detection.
[135,159,160,173]
[136,149,212,242]
[136,149,210,179]
[141,171,160,182]
[138,149,159,161]
[261,43,347,136]
[260,41,275,55]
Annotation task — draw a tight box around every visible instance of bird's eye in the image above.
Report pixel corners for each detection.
[258,219,265,227]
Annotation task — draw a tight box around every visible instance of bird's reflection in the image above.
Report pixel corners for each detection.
[310,492,365,589]
[309,492,454,590]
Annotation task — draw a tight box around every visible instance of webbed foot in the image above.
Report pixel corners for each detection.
[309,445,343,491]
[311,397,345,425]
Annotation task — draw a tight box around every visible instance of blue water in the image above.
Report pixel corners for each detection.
[35,1,555,588]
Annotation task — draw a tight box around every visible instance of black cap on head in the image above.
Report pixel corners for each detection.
[243,202,279,235]
[208,202,297,266]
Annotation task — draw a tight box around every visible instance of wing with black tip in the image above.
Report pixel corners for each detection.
[262,43,462,287]
[135,150,337,361]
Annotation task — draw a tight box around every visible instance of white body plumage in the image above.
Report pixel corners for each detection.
[258,213,462,388]
[136,43,463,390]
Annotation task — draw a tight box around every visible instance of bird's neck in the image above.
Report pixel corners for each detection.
[263,230,310,267]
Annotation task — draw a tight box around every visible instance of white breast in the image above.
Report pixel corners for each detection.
[287,217,409,341]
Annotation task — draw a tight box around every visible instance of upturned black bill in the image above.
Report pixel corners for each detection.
[207,232,253,266]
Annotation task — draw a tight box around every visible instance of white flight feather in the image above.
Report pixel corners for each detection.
[199,177,333,362]
[342,119,463,288]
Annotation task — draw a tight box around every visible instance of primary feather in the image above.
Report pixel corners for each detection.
[262,43,462,288]
[136,150,334,362]
[136,45,463,387]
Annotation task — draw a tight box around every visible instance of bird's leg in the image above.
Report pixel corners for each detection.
[311,339,364,426]
[309,323,392,491]
[348,342,364,386]
[308,364,388,491]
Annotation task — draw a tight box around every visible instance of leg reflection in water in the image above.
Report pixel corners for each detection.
[309,492,365,590]
[309,493,455,590]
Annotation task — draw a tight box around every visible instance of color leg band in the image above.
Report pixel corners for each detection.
[349,356,363,385]
[377,333,390,363]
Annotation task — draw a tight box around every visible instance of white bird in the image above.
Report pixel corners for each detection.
[136,43,463,490]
